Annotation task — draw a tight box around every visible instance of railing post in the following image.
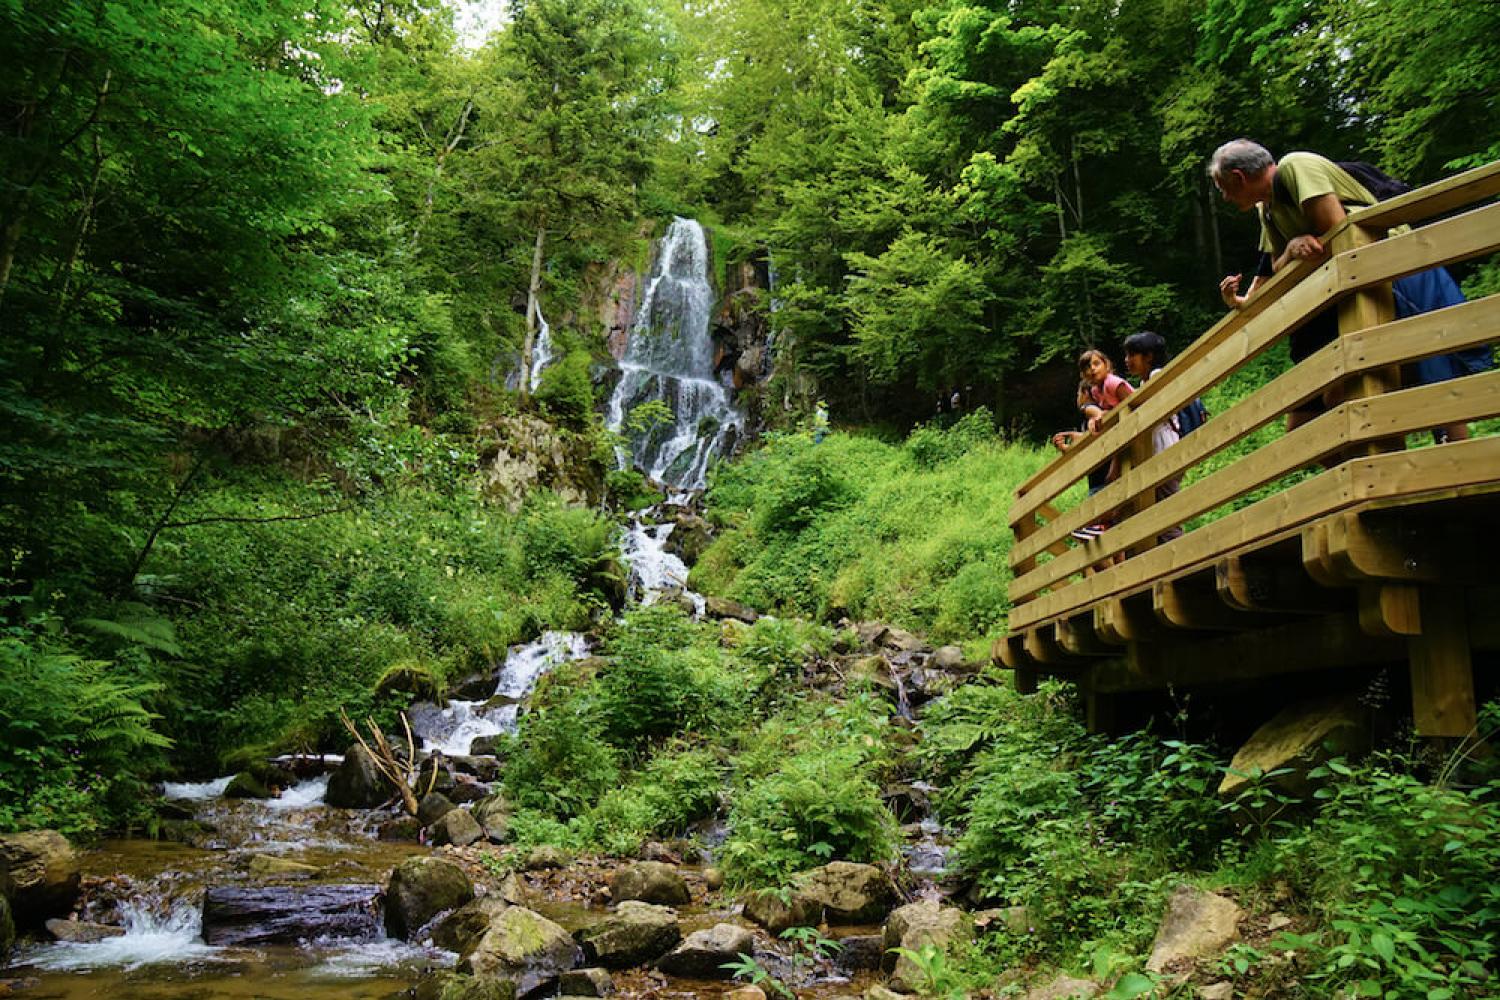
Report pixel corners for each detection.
[1331,222,1404,457]
[1120,429,1156,556]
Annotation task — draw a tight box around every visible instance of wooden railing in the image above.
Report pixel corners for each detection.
[1004,160,1500,640]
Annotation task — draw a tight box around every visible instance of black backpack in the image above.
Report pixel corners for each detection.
[1271,158,1411,212]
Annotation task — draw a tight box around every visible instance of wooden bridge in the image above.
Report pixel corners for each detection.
[996,161,1500,737]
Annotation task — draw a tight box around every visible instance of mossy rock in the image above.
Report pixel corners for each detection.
[224,771,273,799]
[412,971,517,1000]
[386,857,476,940]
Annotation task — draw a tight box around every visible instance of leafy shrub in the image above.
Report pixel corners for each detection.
[517,493,614,583]
[502,702,620,818]
[0,621,171,836]
[534,349,595,427]
[904,408,998,469]
[587,744,725,854]
[1272,743,1500,998]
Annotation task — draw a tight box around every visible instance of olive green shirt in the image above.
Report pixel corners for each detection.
[1257,152,1378,255]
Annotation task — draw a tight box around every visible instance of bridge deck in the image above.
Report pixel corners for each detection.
[998,161,1500,736]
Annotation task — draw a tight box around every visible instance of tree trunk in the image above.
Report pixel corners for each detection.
[519,218,546,402]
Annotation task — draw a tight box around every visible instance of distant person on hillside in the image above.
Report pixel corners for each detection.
[1209,139,1488,442]
[1123,331,1183,543]
[813,400,829,444]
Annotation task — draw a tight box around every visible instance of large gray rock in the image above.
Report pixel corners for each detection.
[1021,975,1100,1000]
[608,861,690,905]
[1219,696,1370,798]
[434,896,513,954]
[797,862,893,924]
[577,900,681,968]
[418,791,458,827]
[655,922,755,978]
[704,596,758,623]
[1146,886,1243,973]
[472,793,512,842]
[742,888,820,934]
[882,899,971,991]
[386,857,475,940]
[201,884,382,945]
[459,906,579,997]
[559,967,615,996]
[324,744,389,808]
[0,830,80,924]
[666,512,714,565]
[429,808,484,847]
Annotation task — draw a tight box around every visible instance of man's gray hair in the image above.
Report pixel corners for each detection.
[1209,139,1274,179]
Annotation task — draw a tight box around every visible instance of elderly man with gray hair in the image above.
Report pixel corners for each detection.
[1208,138,1488,439]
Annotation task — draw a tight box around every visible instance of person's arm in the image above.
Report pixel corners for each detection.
[1220,272,1269,309]
[1272,192,1347,271]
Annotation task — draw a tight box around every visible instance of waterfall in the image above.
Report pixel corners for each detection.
[407,631,589,755]
[506,303,556,392]
[606,217,743,490]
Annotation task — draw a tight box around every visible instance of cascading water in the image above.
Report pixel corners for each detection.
[506,303,556,392]
[606,217,743,490]
[620,513,705,616]
[407,631,589,755]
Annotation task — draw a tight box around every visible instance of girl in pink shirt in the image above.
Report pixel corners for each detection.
[1071,349,1132,542]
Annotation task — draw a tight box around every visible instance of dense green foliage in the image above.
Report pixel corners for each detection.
[695,410,1051,644]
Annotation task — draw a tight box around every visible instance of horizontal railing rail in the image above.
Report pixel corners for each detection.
[1005,159,1500,636]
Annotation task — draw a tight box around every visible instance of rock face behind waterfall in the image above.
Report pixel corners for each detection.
[606,217,745,490]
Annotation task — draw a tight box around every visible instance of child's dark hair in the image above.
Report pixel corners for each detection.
[1077,348,1112,375]
[1123,330,1169,370]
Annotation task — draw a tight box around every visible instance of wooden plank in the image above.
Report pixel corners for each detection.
[1342,293,1500,370]
[1024,626,1070,665]
[1013,294,1500,566]
[1336,201,1500,291]
[1008,436,1500,629]
[1008,257,1342,527]
[1010,370,1500,602]
[1347,160,1500,230]
[1408,587,1478,737]
[1088,612,1400,693]
[1095,597,1160,644]
[1358,583,1422,637]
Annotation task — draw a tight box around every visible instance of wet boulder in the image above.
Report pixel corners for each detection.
[223,771,273,799]
[430,808,484,847]
[450,755,503,782]
[0,830,81,925]
[378,816,423,841]
[1218,696,1370,799]
[797,862,893,924]
[386,857,475,940]
[418,791,458,827]
[882,899,971,991]
[742,888,820,934]
[469,734,503,757]
[836,934,884,971]
[325,744,389,808]
[577,900,681,967]
[434,895,513,954]
[418,755,459,796]
[45,918,126,943]
[704,596,758,624]
[459,906,579,997]
[201,884,382,945]
[655,922,755,978]
[559,968,615,996]
[452,673,499,701]
[608,861,690,905]
[472,793,512,842]
[448,779,490,805]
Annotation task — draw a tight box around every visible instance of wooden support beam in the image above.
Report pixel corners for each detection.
[1014,666,1039,695]
[1217,553,1348,613]
[1095,597,1160,645]
[1408,587,1478,737]
[1332,221,1403,459]
[1089,613,1402,693]
[1358,583,1423,637]
[1323,511,1487,585]
[1056,616,1115,657]
[1154,577,1279,630]
[1465,586,1500,651]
